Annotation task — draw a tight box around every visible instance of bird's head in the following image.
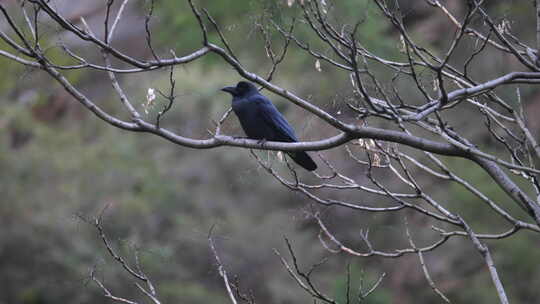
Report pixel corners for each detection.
[221,81,257,97]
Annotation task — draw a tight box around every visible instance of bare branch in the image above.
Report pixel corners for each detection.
[208,227,239,304]
[459,217,509,304]
[405,219,451,303]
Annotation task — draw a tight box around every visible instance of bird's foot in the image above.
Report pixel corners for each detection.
[257,138,268,147]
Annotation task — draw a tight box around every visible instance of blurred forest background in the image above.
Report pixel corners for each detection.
[1,0,540,303]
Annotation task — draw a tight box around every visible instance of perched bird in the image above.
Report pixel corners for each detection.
[221,81,317,171]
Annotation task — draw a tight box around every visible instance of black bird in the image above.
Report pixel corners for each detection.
[221,81,317,171]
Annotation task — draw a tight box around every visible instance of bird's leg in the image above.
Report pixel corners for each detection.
[257,138,268,147]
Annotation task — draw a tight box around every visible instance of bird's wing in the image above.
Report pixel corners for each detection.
[250,94,299,142]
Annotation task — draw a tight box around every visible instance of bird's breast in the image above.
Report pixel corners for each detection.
[232,99,266,139]
[232,99,255,117]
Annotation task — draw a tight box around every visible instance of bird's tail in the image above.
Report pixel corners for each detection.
[287,151,317,171]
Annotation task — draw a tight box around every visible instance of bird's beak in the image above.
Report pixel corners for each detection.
[221,86,236,95]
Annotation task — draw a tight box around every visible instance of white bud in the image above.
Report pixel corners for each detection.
[398,35,406,53]
[147,88,156,102]
[143,88,157,115]
[277,151,285,162]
